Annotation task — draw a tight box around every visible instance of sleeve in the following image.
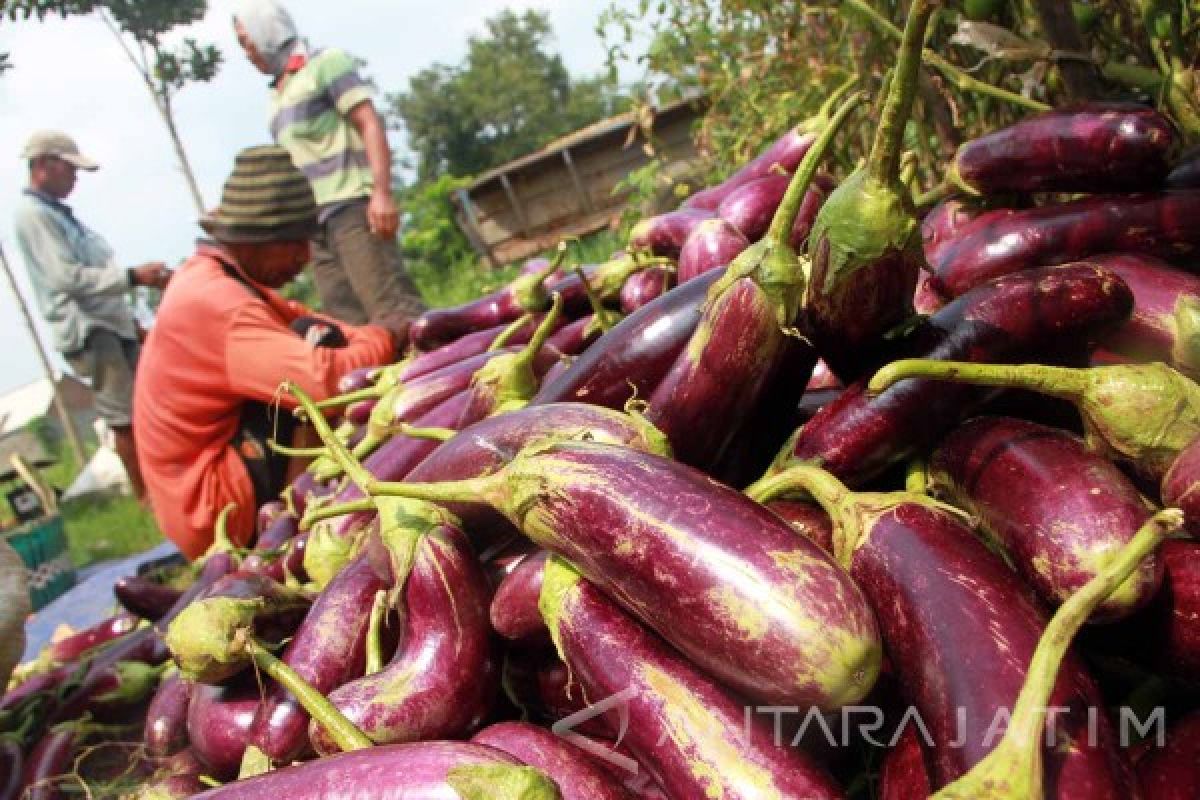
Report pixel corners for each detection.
[223,301,395,409]
[14,205,131,298]
[316,49,373,116]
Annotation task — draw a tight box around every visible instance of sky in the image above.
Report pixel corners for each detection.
[0,0,638,395]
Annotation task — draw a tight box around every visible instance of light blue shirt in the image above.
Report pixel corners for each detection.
[13,189,135,354]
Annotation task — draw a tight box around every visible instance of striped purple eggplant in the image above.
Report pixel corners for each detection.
[629,207,714,257]
[114,577,185,623]
[802,2,936,381]
[43,613,139,664]
[878,726,933,800]
[131,749,208,800]
[866,359,1200,484]
[247,553,386,765]
[929,191,1200,298]
[1163,436,1200,530]
[1136,709,1200,799]
[409,258,563,351]
[929,416,1163,621]
[186,741,559,800]
[144,671,193,757]
[645,90,860,469]
[947,104,1175,194]
[764,499,834,554]
[491,550,550,644]
[538,557,843,799]
[534,316,603,376]
[472,722,635,800]
[533,269,720,409]
[677,218,749,284]
[309,525,495,754]
[21,721,82,800]
[921,198,986,265]
[256,499,288,536]
[371,440,881,710]
[186,677,261,780]
[749,465,1154,798]
[772,262,1134,487]
[717,172,791,239]
[619,268,673,313]
[1087,253,1200,378]
[402,314,543,382]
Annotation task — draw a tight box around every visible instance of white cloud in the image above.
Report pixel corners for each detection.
[0,0,635,394]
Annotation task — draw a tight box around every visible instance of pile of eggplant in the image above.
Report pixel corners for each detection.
[8,4,1200,797]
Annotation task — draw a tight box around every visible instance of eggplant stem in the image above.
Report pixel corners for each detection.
[913,179,956,209]
[349,432,385,463]
[286,382,375,493]
[868,359,1090,400]
[746,463,848,507]
[517,293,564,371]
[931,508,1182,799]
[905,459,928,494]
[267,441,328,459]
[208,502,238,556]
[245,638,373,752]
[573,265,608,322]
[308,385,383,412]
[489,312,535,352]
[367,474,496,506]
[866,0,937,183]
[365,589,388,676]
[301,499,376,528]
[396,423,456,442]
[813,75,859,123]
[766,89,867,244]
[843,0,1049,113]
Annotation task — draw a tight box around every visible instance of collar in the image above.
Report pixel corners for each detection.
[270,50,308,89]
[25,187,73,216]
[196,240,258,284]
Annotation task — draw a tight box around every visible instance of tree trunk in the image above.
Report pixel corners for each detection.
[1031,0,1103,101]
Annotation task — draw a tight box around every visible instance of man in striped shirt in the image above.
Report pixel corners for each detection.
[232,0,425,330]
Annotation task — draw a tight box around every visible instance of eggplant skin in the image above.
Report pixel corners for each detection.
[929,416,1163,621]
[187,741,537,800]
[1136,709,1200,800]
[849,502,1138,796]
[472,721,636,800]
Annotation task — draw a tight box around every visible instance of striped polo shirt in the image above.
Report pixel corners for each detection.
[270,48,374,220]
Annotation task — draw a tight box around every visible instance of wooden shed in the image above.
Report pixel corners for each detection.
[453,96,707,267]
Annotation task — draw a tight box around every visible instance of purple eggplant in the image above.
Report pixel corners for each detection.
[21,722,82,800]
[539,557,843,799]
[644,91,860,470]
[491,550,550,644]
[619,268,673,314]
[773,262,1134,486]
[400,315,541,382]
[336,366,379,395]
[256,499,288,536]
[629,207,714,257]
[472,722,635,800]
[409,258,563,351]
[534,316,602,375]
[133,749,209,799]
[144,670,193,757]
[533,268,721,409]
[1105,539,1200,683]
[1167,144,1200,189]
[802,2,937,380]
[309,525,496,754]
[247,553,386,765]
[947,104,1175,195]
[764,499,835,554]
[676,218,750,284]
[716,172,790,240]
[930,191,1200,298]
[921,198,986,265]
[929,416,1163,621]
[878,726,933,800]
[1087,252,1200,378]
[44,613,139,664]
[254,510,299,552]
[749,465,1165,798]
[0,738,22,800]
[371,440,881,710]
[186,741,558,800]
[186,676,261,781]
[1163,435,1200,530]
[114,576,186,623]
[1136,709,1200,799]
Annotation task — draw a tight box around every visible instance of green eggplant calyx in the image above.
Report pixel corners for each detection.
[93,661,166,707]
[364,589,389,676]
[868,359,1200,480]
[447,764,562,800]
[476,294,564,417]
[806,169,921,301]
[165,597,261,683]
[1171,294,1200,378]
[375,496,450,587]
[931,508,1182,800]
[303,525,367,590]
[538,555,584,664]
[511,250,566,312]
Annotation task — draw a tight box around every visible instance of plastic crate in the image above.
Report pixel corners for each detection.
[5,514,76,611]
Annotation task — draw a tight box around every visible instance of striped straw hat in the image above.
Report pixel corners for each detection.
[200,145,317,243]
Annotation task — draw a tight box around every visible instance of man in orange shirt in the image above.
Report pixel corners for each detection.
[135,146,410,559]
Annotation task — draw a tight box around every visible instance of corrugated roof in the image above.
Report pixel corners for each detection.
[467,94,707,191]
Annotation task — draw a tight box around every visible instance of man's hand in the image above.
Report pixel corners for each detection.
[129,262,172,289]
[374,310,412,352]
[367,189,400,241]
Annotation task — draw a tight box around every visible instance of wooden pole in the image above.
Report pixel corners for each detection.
[0,241,88,471]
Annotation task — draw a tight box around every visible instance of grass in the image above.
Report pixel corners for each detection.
[4,417,164,570]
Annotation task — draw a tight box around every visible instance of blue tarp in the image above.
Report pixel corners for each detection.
[21,541,180,663]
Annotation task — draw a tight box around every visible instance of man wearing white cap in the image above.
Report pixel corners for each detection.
[13,131,171,500]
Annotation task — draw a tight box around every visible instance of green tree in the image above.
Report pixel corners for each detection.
[390,9,627,181]
[5,0,220,214]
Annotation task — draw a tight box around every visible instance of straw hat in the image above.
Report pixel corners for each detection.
[200,145,317,244]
